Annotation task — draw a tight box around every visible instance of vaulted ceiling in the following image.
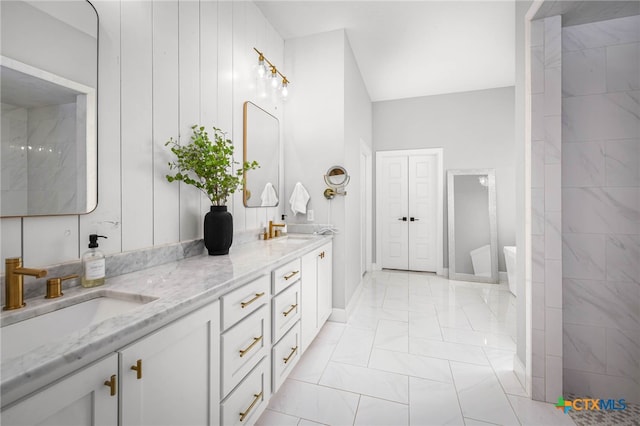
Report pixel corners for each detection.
[256,1,516,102]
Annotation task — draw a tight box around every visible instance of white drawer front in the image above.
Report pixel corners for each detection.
[221,357,269,426]
[221,275,270,330]
[272,321,301,393]
[272,258,301,294]
[221,306,269,397]
[272,281,301,343]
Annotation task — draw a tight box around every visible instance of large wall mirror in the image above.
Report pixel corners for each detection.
[1,0,98,217]
[447,169,498,283]
[243,101,279,208]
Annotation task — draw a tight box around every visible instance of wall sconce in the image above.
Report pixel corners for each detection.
[254,47,290,100]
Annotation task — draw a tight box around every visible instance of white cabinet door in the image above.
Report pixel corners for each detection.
[119,302,220,426]
[317,243,333,326]
[1,354,118,426]
[301,242,333,352]
[301,249,318,352]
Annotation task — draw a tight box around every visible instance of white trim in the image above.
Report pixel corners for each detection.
[375,148,444,275]
[524,0,545,399]
[371,263,382,271]
[360,140,373,273]
[330,276,364,323]
[499,271,508,284]
[514,354,527,392]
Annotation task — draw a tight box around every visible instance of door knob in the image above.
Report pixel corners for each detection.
[410,217,419,221]
[398,217,407,221]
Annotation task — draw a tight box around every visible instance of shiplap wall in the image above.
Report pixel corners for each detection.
[0,0,284,272]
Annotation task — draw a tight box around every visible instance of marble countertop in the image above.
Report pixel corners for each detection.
[1,234,331,407]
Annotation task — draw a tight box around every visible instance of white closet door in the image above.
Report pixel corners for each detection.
[379,155,409,270]
[408,155,437,272]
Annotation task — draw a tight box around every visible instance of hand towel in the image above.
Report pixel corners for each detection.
[289,182,310,215]
[260,182,278,206]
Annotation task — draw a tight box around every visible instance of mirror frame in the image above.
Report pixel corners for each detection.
[447,169,498,283]
[0,0,98,218]
[242,101,279,208]
[324,165,350,188]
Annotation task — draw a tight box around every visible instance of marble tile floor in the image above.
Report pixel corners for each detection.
[257,270,576,426]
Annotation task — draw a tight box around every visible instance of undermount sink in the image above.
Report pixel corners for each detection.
[269,234,315,245]
[1,292,156,360]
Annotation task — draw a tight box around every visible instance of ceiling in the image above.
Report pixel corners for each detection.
[256,1,516,102]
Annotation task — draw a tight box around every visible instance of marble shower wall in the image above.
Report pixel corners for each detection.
[26,103,79,214]
[530,15,563,404]
[1,104,28,216]
[561,15,639,404]
[1,102,81,215]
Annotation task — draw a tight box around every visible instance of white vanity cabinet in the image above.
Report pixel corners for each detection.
[301,242,333,352]
[119,301,220,426]
[1,354,118,426]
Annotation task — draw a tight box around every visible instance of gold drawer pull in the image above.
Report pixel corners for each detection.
[240,292,265,308]
[284,270,299,280]
[104,374,117,396]
[239,391,263,422]
[239,336,263,358]
[283,346,298,364]
[283,303,298,317]
[130,359,142,379]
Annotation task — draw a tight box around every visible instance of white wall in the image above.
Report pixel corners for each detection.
[1,0,284,271]
[344,36,372,307]
[373,87,516,272]
[283,29,372,312]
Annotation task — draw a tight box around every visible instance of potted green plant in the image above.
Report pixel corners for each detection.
[166,125,258,255]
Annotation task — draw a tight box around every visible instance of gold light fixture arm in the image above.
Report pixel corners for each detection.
[253,47,290,84]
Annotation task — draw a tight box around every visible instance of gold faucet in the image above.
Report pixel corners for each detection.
[4,258,47,310]
[267,220,286,239]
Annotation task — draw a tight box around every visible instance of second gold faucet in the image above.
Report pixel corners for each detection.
[266,221,286,240]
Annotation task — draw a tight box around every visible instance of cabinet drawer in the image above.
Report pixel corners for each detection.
[272,281,301,343]
[272,258,301,294]
[272,321,301,393]
[221,306,269,398]
[221,357,269,426]
[221,275,269,330]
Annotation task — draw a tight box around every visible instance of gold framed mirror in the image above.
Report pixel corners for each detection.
[243,101,280,207]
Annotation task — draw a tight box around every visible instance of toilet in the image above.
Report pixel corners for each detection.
[470,245,492,278]
[503,246,516,296]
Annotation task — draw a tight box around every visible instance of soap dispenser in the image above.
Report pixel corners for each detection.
[82,234,107,288]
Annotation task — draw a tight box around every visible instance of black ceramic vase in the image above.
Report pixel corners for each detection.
[204,206,233,255]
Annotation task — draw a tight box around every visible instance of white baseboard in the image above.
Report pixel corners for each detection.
[371,263,382,271]
[514,354,527,394]
[443,267,449,278]
[329,275,365,323]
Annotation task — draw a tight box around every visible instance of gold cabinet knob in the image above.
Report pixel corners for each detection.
[130,359,142,379]
[104,375,117,396]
